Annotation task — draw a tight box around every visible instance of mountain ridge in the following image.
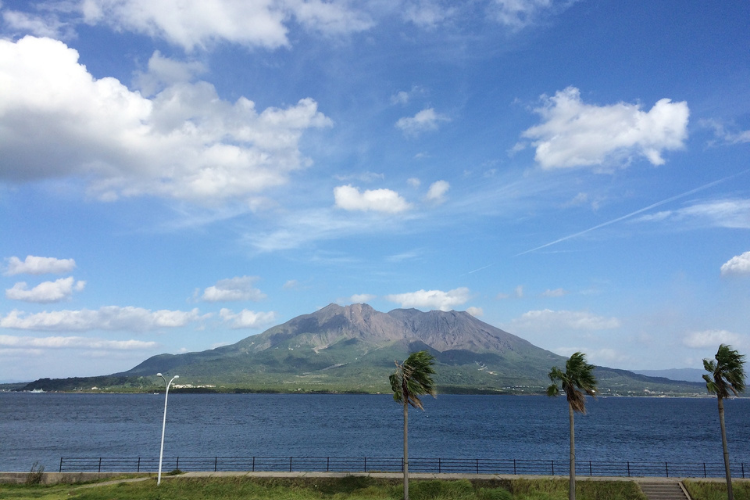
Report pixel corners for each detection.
[20,303,705,395]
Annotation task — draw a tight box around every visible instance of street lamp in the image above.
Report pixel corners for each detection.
[156,372,179,486]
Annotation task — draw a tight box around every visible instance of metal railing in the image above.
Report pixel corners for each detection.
[58,456,748,478]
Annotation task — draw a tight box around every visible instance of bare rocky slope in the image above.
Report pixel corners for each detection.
[22,304,705,395]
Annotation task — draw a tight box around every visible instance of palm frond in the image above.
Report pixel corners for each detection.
[704,344,746,398]
[390,351,436,410]
[547,351,597,414]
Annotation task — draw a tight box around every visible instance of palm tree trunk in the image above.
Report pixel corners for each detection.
[403,400,409,500]
[718,396,734,500]
[569,403,575,500]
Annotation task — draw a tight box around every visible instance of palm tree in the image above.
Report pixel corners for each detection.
[547,352,597,500]
[703,344,746,500]
[389,350,436,500]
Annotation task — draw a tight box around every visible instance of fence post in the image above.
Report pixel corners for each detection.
[215,457,218,472]
[98,457,102,473]
[327,457,330,472]
[589,461,592,476]
[290,457,293,472]
[59,457,63,473]
[137,457,141,473]
[439,458,441,474]
[627,462,630,477]
[364,457,367,472]
[176,457,179,470]
[252,457,255,472]
[476,459,479,474]
[703,463,706,478]
[551,460,554,476]
[665,462,668,477]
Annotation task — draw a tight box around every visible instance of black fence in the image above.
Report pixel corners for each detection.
[58,456,748,478]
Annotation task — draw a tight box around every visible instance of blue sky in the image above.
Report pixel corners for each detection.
[1,0,749,382]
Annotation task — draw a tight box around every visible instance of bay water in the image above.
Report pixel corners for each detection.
[1,393,749,473]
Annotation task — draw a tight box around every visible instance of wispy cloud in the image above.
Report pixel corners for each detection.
[683,329,747,349]
[511,309,621,332]
[0,334,157,350]
[396,108,450,137]
[0,307,204,332]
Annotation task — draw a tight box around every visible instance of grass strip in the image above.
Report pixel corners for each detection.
[1,476,649,500]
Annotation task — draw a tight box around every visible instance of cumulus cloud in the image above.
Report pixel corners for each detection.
[511,309,621,332]
[521,87,689,170]
[721,251,750,276]
[424,180,450,204]
[466,306,483,317]
[0,36,332,203]
[334,185,411,213]
[395,108,450,137]
[5,255,76,276]
[0,334,157,350]
[6,277,86,303]
[0,306,203,332]
[385,287,470,311]
[219,308,277,329]
[683,330,746,349]
[636,199,750,229]
[201,276,266,302]
[79,0,373,51]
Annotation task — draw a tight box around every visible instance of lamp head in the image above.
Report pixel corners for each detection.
[156,373,163,377]
[174,375,180,379]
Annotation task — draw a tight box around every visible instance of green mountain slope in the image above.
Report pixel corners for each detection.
[21,303,705,395]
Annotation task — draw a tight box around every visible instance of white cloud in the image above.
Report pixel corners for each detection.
[79,0,373,51]
[636,199,750,229]
[219,308,277,329]
[385,287,470,311]
[0,306,203,332]
[466,306,483,317]
[522,87,689,170]
[6,277,86,303]
[514,285,524,298]
[721,251,750,276]
[541,288,568,297]
[390,86,426,106]
[5,255,76,276]
[2,9,70,39]
[395,108,450,137]
[334,185,411,213]
[424,180,450,204]
[490,0,556,28]
[407,177,421,188]
[133,51,206,96]
[283,279,300,290]
[683,330,746,349]
[350,294,376,303]
[402,0,455,28]
[703,119,750,145]
[201,276,266,302]
[0,334,157,350]
[333,171,385,183]
[0,36,332,203]
[511,309,621,332]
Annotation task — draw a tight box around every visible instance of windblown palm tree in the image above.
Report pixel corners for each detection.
[703,344,746,500]
[547,352,597,500]
[390,350,436,500]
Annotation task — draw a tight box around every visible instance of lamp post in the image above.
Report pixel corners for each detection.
[156,373,179,486]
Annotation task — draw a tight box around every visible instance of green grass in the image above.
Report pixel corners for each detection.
[683,480,750,500]
[0,476,648,500]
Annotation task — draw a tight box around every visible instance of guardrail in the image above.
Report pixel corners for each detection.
[58,456,748,478]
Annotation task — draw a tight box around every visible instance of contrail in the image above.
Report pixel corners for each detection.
[515,169,749,257]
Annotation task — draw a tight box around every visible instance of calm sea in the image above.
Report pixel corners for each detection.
[1,393,749,472]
